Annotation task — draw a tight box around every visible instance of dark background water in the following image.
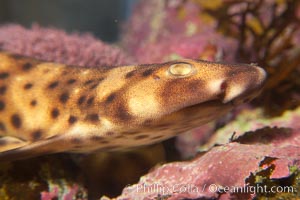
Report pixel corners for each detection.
[0,0,138,42]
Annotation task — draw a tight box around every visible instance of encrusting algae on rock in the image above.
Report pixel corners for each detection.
[1,0,300,199]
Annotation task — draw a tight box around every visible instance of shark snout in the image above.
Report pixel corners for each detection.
[221,65,267,104]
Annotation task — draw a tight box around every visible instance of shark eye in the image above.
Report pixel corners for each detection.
[168,63,194,77]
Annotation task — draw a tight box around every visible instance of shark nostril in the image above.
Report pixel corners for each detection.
[220,81,227,92]
[217,81,227,102]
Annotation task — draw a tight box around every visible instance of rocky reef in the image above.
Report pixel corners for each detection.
[0,0,300,199]
[109,107,300,200]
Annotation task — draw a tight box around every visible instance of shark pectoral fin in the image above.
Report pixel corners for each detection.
[0,135,71,162]
[0,136,29,152]
[0,140,49,162]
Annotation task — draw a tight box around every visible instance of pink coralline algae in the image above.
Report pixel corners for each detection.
[0,1,300,199]
[41,184,87,200]
[40,186,59,200]
[175,123,216,159]
[0,24,133,66]
[121,0,238,63]
[0,154,88,200]
[201,106,300,150]
[111,132,300,200]
[105,106,300,200]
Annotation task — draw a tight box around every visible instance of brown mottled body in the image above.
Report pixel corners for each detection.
[0,52,266,161]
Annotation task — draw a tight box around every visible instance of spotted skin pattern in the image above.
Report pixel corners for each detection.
[0,51,266,161]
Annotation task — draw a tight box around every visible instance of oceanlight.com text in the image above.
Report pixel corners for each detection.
[136,183,296,195]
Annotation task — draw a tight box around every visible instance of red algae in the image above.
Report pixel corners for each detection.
[112,133,300,200]
[0,24,133,67]
[121,0,237,63]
